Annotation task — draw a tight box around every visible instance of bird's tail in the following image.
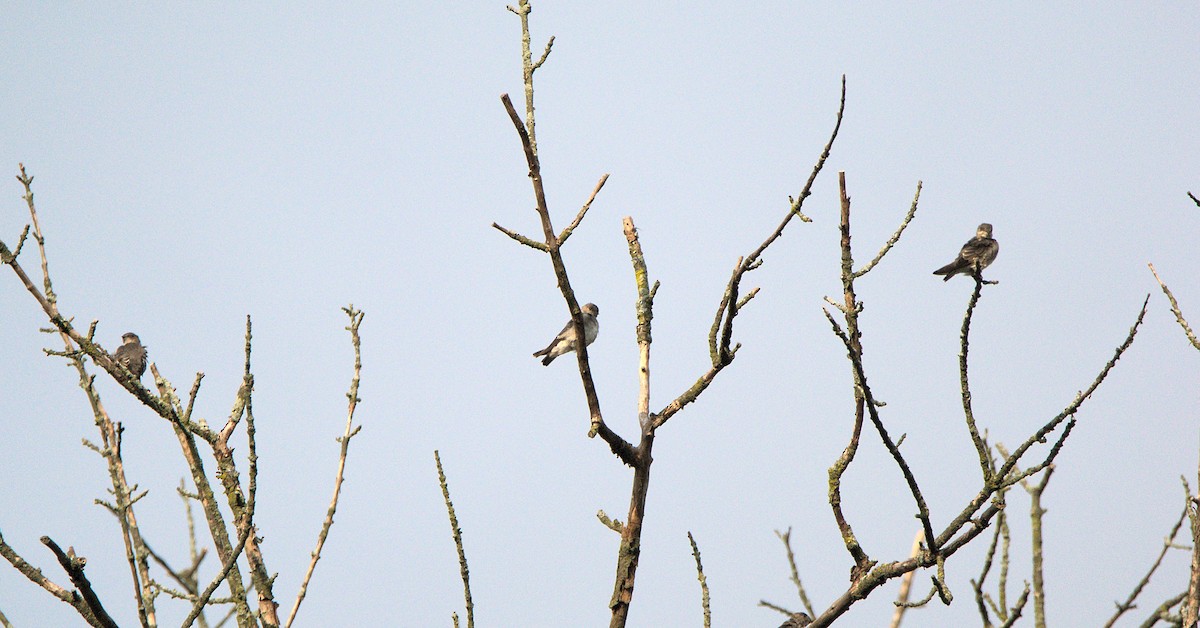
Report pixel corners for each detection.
[541,354,556,366]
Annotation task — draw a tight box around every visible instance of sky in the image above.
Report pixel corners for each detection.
[1,3,1198,627]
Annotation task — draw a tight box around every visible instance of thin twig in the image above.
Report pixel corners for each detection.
[1148,263,1200,350]
[853,181,921,278]
[687,532,711,628]
[181,518,255,628]
[1104,504,1189,628]
[490,222,548,251]
[993,296,1148,488]
[558,174,609,244]
[775,528,815,617]
[1138,591,1186,628]
[285,306,366,628]
[436,451,474,628]
[889,531,925,628]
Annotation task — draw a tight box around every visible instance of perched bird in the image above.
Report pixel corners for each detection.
[533,303,599,366]
[933,223,999,281]
[113,332,148,379]
[778,612,813,628]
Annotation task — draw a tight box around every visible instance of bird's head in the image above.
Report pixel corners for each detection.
[121,332,141,345]
[976,223,994,238]
[582,303,599,317]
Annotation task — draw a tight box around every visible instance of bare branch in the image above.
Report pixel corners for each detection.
[1139,591,1186,628]
[827,173,937,557]
[995,296,1148,485]
[889,531,925,628]
[1104,504,1189,628]
[491,222,548,251]
[607,217,658,626]
[959,272,993,483]
[558,174,609,245]
[284,306,365,627]
[0,531,93,621]
[498,92,628,458]
[435,451,474,628]
[182,518,255,628]
[853,180,921,278]
[687,532,711,628]
[41,536,119,628]
[1148,263,1200,350]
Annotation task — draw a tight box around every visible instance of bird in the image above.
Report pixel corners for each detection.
[933,223,999,281]
[778,612,813,628]
[532,303,599,366]
[113,332,148,379]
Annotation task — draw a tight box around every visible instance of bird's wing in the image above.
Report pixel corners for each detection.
[959,236,993,261]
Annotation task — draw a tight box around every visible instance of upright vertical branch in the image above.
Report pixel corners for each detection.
[506,0,552,156]
[1185,475,1200,628]
[609,218,656,627]
[889,532,925,628]
[1026,468,1053,628]
[959,276,993,482]
[284,306,366,628]
[436,451,474,628]
[687,532,711,628]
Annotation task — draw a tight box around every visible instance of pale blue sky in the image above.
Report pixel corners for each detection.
[1,3,1198,626]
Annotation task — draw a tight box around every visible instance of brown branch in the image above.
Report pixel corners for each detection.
[608,217,656,626]
[658,77,845,432]
[1104,503,1189,628]
[808,501,1004,627]
[810,195,1145,628]
[508,0,546,155]
[41,536,119,628]
[0,531,101,625]
[490,222,548,251]
[1025,465,1054,627]
[499,91,630,460]
[997,585,1031,628]
[959,273,993,483]
[436,451,474,628]
[1189,191,1199,208]
[5,165,160,625]
[828,172,937,557]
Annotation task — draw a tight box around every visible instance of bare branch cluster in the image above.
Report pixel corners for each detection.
[0,166,367,627]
